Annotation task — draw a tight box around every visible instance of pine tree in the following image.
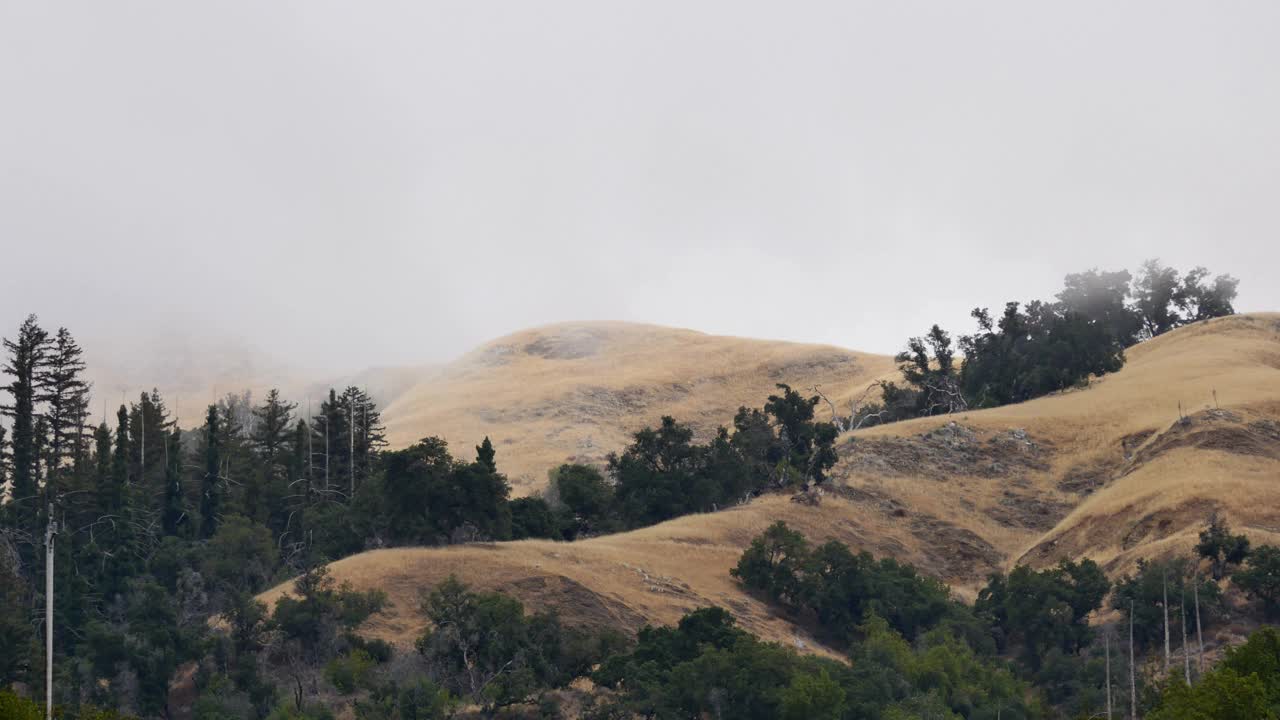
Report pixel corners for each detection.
[37,327,90,494]
[200,405,222,538]
[128,390,170,497]
[162,426,186,537]
[92,421,115,515]
[250,389,295,531]
[111,405,130,512]
[0,423,8,497]
[2,314,51,535]
[476,436,497,472]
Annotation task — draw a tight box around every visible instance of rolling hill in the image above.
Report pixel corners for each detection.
[380,321,899,493]
[262,313,1280,656]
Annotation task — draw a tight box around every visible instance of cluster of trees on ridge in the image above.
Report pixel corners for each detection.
[5,514,1274,719]
[0,255,1258,719]
[0,313,841,717]
[860,259,1239,424]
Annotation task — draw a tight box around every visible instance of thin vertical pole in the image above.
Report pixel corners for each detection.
[1194,576,1205,676]
[349,397,355,497]
[1106,631,1113,719]
[45,504,56,720]
[1130,600,1137,720]
[1181,593,1191,684]
[1162,568,1171,675]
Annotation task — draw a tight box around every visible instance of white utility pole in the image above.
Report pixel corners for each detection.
[45,504,57,720]
[1105,631,1112,719]
[349,398,355,497]
[1129,601,1137,720]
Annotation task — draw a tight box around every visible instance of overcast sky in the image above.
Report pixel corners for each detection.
[2,1,1277,373]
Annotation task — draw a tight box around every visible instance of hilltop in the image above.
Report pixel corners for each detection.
[380,321,898,492]
[263,313,1280,654]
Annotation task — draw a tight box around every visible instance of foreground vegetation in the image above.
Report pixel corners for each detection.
[0,261,1266,718]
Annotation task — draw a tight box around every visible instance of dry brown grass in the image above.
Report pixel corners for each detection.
[381,321,897,493]
[261,313,1280,650]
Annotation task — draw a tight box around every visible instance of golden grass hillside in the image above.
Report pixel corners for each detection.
[262,313,1280,651]
[380,321,897,493]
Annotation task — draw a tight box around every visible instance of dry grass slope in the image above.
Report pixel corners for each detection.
[262,313,1280,652]
[381,321,897,493]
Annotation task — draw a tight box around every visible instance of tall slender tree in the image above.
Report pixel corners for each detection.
[129,390,170,496]
[162,426,185,537]
[111,405,130,510]
[37,327,90,492]
[0,423,8,498]
[250,389,295,530]
[200,405,222,538]
[2,315,51,536]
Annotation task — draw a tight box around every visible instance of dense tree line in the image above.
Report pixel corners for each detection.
[509,383,837,539]
[865,260,1239,422]
[0,315,844,717]
[5,308,1278,719]
[730,520,1280,719]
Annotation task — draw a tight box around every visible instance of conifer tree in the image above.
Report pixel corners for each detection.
[200,405,222,538]
[162,426,185,537]
[0,424,8,498]
[128,390,171,497]
[476,436,497,472]
[111,405,130,512]
[92,421,115,514]
[37,327,90,488]
[312,389,347,495]
[251,389,295,530]
[2,314,51,535]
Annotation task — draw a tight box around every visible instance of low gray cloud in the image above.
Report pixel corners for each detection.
[2,1,1276,372]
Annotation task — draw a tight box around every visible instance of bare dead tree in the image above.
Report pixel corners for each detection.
[1130,600,1137,720]
[1163,568,1171,675]
[1105,629,1113,719]
[810,385,845,431]
[1180,592,1191,684]
[1194,575,1205,676]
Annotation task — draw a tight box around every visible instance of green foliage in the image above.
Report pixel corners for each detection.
[1111,557,1222,649]
[1220,626,1280,711]
[509,496,561,540]
[730,520,810,606]
[0,553,33,685]
[1133,259,1238,338]
[548,463,617,538]
[1196,512,1251,580]
[273,563,388,657]
[264,702,337,720]
[732,522,953,645]
[609,387,838,528]
[780,668,846,720]
[976,559,1109,668]
[354,679,455,720]
[880,261,1240,419]
[324,649,376,694]
[202,514,281,595]
[0,690,42,720]
[416,575,615,710]
[1148,669,1274,720]
[375,436,512,544]
[1234,546,1280,618]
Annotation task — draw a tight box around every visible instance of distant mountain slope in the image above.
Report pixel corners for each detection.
[380,321,898,492]
[263,314,1280,654]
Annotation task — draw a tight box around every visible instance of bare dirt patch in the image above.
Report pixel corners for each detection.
[841,422,1050,481]
[1127,410,1280,470]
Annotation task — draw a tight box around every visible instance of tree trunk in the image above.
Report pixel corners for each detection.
[1181,594,1191,684]
[1106,631,1113,719]
[1130,600,1138,720]
[1163,568,1171,675]
[1194,576,1205,676]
